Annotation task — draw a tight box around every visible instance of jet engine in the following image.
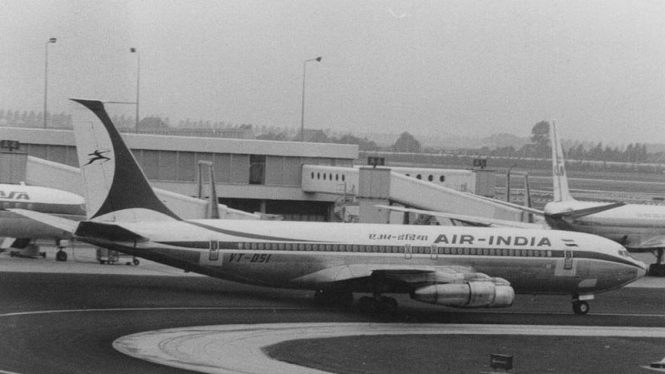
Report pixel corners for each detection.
[411,278,514,308]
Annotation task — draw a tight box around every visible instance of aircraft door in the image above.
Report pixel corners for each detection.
[564,249,573,270]
[430,244,438,260]
[404,244,412,260]
[209,240,219,261]
[201,240,223,266]
[555,248,576,276]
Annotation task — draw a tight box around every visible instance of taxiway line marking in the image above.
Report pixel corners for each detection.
[114,323,665,374]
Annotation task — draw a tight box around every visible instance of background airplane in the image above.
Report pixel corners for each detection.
[453,121,665,276]
[9,99,645,315]
[0,183,85,260]
[0,152,259,262]
[542,121,665,276]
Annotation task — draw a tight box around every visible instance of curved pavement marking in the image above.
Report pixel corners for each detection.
[114,323,665,374]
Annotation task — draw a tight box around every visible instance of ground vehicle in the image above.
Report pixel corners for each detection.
[96,248,139,265]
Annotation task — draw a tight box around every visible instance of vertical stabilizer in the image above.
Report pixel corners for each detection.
[523,173,534,223]
[550,121,574,202]
[71,99,180,222]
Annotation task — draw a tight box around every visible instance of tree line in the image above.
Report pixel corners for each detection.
[0,108,658,165]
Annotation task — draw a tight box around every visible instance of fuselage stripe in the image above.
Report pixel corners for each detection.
[155,240,643,269]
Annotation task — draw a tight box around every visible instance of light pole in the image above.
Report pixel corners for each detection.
[43,37,56,128]
[300,56,322,141]
[130,47,140,132]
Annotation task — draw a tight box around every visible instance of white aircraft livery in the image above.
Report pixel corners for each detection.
[10,99,646,315]
[544,121,665,276]
[0,183,85,259]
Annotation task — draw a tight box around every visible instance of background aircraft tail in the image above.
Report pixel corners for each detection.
[71,99,181,222]
[550,121,574,202]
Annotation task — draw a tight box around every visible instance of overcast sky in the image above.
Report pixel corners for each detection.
[2,0,665,145]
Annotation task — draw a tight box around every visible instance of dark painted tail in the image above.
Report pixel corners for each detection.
[71,99,180,222]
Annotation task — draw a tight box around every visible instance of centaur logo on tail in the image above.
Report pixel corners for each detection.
[8,99,646,315]
[84,150,111,166]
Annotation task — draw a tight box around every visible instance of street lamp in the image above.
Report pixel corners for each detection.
[130,47,140,132]
[43,37,57,128]
[300,56,322,141]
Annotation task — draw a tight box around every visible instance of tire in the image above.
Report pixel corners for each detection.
[55,251,67,262]
[379,296,398,313]
[573,301,589,315]
[357,296,379,314]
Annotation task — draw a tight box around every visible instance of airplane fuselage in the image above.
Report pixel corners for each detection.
[0,184,85,239]
[80,220,645,297]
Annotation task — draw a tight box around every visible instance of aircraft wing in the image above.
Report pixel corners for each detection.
[625,236,665,252]
[470,194,545,216]
[376,205,544,229]
[548,202,626,220]
[292,263,501,288]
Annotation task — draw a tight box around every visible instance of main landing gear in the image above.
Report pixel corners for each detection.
[313,290,354,309]
[357,295,398,314]
[312,290,399,314]
[648,249,665,277]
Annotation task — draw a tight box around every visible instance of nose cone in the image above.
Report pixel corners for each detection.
[621,252,647,286]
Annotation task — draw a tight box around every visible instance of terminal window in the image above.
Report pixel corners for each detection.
[249,155,266,185]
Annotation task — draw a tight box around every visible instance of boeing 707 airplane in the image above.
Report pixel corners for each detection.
[10,99,646,315]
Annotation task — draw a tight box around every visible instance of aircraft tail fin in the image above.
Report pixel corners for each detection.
[71,99,181,222]
[550,121,574,202]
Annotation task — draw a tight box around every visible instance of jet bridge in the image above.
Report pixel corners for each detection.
[301,164,526,224]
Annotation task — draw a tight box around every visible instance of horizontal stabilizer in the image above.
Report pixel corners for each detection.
[75,221,148,242]
[549,202,625,220]
[8,209,79,234]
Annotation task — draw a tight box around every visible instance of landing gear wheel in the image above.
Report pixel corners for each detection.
[358,296,398,314]
[313,290,353,309]
[133,258,140,266]
[378,296,398,314]
[358,296,379,314]
[55,250,67,262]
[573,300,589,315]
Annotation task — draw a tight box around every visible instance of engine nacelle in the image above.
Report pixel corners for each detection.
[411,280,514,308]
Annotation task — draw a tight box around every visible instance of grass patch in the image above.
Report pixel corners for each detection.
[266,334,664,374]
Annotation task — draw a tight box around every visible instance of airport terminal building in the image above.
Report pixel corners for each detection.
[1,126,523,223]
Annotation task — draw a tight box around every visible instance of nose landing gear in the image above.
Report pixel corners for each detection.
[572,300,589,315]
[572,294,592,315]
